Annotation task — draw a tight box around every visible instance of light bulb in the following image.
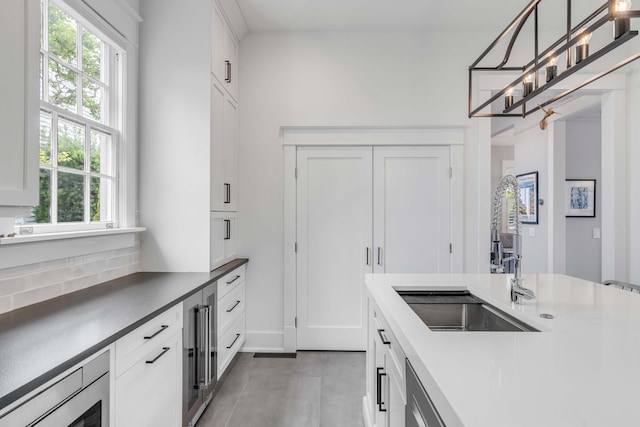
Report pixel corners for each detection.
[524,73,534,83]
[546,53,558,82]
[613,0,632,39]
[577,29,592,46]
[504,87,514,109]
[614,0,632,12]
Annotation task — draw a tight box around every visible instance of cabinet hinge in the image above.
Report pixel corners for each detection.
[449,167,453,179]
[450,243,453,254]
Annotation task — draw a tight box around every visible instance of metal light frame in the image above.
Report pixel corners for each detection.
[469,0,640,118]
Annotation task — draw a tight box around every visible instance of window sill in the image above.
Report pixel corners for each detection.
[0,227,145,246]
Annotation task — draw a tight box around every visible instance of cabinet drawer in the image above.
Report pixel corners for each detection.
[218,281,245,336]
[115,303,182,377]
[218,265,245,299]
[218,312,245,379]
[114,330,181,427]
[373,306,406,393]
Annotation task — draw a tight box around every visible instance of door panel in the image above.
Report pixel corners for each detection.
[373,147,451,274]
[296,147,372,350]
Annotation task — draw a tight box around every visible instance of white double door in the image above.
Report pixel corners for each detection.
[296,146,451,350]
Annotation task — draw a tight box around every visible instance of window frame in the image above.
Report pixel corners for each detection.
[16,0,125,234]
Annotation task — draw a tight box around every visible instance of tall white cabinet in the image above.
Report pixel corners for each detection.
[139,0,243,272]
[295,146,452,350]
[0,0,39,215]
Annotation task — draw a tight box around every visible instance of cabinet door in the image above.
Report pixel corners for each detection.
[373,146,451,274]
[374,328,388,427]
[211,5,226,83]
[210,213,226,270]
[223,27,238,99]
[223,215,237,260]
[210,212,237,270]
[0,0,39,208]
[210,79,226,211]
[210,79,237,213]
[388,367,405,427]
[222,96,237,211]
[115,331,182,427]
[296,147,373,350]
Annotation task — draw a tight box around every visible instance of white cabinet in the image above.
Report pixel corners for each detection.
[217,265,246,378]
[210,78,238,212]
[0,0,39,211]
[295,146,451,350]
[210,212,237,270]
[139,0,241,272]
[114,304,183,427]
[366,297,406,427]
[211,2,238,101]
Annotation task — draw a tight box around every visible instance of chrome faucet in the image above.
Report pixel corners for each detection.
[490,175,535,304]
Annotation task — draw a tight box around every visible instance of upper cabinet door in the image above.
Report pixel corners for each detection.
[222,28,238,100]
[211,3,238,101]
[211,5,226,83]
[373,146,452,274]
[0,0,39,209]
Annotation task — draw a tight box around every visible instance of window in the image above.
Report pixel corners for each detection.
[16,0,121,231]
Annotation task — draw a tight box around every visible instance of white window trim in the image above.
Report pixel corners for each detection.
[17,0,128,236]
[0,226,144,246]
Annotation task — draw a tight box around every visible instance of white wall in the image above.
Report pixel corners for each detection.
[513,126,548,273]
[565,119,602,283]
[238,30,495,350]
[628,70,640,284]
[491,145,514,194]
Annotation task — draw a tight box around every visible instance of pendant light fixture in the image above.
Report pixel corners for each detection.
[468,0,640,118]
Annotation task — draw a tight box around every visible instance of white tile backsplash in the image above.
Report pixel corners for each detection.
[0,242,140,315]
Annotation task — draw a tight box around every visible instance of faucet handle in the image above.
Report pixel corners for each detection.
[511,278,535,303]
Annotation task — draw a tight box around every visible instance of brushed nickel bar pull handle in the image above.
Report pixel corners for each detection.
[226,333,241,349]
[225,60,231,83]
[226,300,241,313]
[146,347,170,364]
[377,247,383,266]
[224,219,231,240]
[376,367,387,412]
[377,329,391,346]
[366,247,370,265]
[226,275,241,285]
[224,183,231,204]
[144,324,168,340]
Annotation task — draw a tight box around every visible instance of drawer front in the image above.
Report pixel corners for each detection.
[218,265,245,300]
[373,306,406,393]
[217,312,245,379]
[115,303,183,377]
[218,281,245,336]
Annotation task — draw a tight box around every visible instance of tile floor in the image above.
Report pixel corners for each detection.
[197,351,366,427]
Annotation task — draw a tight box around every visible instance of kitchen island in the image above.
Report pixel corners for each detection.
[365,273,640,427]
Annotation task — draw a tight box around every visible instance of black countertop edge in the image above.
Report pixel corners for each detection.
[0,258,249,412]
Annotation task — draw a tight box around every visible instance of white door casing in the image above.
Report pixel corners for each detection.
[373,146,452,273]
[296,147,373,350]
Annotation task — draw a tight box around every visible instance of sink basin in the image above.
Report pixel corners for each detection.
[398,291,538,332]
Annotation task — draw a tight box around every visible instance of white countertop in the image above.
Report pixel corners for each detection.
[366,273,640,427]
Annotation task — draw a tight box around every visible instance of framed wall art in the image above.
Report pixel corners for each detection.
[516,171,538,224]
[565,179,596,217]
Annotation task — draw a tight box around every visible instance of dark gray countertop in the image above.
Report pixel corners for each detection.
[0,258,248,411]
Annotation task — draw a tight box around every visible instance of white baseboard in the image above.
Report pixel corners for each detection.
[241,330,285,353]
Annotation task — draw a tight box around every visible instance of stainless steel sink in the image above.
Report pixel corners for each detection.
[398,291,538,332]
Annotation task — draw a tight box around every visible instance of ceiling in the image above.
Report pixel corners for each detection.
[235,0,609,33]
